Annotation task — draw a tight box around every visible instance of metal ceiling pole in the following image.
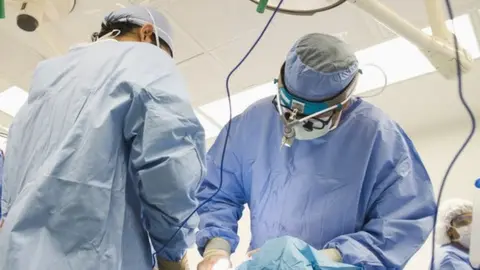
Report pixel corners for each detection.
[0,0,5,19]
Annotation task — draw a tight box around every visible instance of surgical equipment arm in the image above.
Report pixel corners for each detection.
[0,0,5,18]
[253,0,473,80]
[349,0,472,80]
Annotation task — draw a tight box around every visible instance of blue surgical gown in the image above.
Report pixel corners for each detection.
[196,97,436,269]
[0,40,206,270]
[434,245,476,270]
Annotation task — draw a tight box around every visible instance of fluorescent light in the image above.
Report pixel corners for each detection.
[0,86,28,117]
[198,83,277,128]
[354,14,480,94]
[198,13,479,129]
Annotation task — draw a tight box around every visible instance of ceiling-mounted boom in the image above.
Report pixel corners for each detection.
[251,0,474,80]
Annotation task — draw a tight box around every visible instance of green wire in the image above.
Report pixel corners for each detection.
[0,0,5,19]
[256,0,269,13]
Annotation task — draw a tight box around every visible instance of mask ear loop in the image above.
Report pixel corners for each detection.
[93,29,121,42]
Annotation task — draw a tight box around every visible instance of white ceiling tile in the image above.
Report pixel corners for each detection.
[208,3,395,91]
[1,0,480,115]
[168,0,273,50]
[54,12,103,45]
[0,78,11,91]
[57,3,203,63]
[0,31,45,82]
[209,27,287,91]
[272,3,395,51]
[206,0,480,92]
[177,54,230,106]
[162,13,204,63]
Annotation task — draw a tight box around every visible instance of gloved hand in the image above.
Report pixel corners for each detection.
[197,238,232,270]
[319,248,343,262]
[157,254,189,270]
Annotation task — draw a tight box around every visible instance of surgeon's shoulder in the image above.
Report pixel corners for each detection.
[349,98,419,153]
[437,248,466,269]
[117,42,177,74]
[113,42,185,93]
[234,96,274,123]
[351,98,403,133]
[221,97,274,136]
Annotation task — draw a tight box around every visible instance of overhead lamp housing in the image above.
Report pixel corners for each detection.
[7,0,76,32]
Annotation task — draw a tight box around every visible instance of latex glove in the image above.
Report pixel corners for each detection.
[320,248,343,262]
[197,249,231,270]
[197,238,232,270]
[157,254,189,270]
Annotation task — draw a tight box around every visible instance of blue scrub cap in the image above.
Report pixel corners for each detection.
[106,6,174,52]
[284,33,358,101]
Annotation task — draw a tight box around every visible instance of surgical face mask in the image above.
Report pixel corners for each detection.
[293,113,339,140]
[276,97,345,144]
[455,226,471,248]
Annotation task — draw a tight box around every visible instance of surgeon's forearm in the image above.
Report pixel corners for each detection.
[324,231,398,268]
[141,145,204,260]
[148,211,197,261]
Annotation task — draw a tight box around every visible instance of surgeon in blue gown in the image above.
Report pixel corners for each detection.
[434,199,477,270]
[0,6,205,270]
[196,33,436,270]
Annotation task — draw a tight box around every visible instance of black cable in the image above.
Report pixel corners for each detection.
[429,1,477,268]
[249,0,347,16]
[152,0,286,264]
[149,1,476,268]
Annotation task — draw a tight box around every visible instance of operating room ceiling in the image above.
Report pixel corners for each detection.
[0,0,479,136]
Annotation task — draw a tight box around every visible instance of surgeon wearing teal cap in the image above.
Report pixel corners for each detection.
[196,33,436,270]
[0,5,205,270]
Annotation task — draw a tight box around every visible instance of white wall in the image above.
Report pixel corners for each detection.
[187,120,480,269]
[405,122,479,270]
